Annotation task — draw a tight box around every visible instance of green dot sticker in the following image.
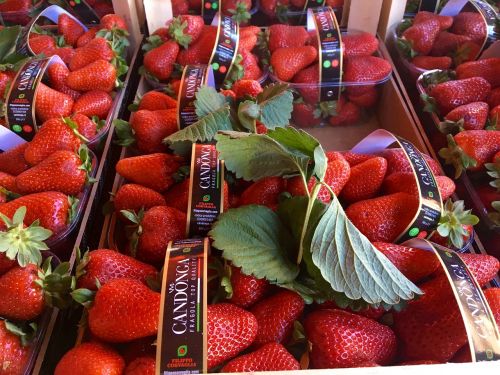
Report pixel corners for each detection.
[327,33,332,37]
[12,124,22,133]
[203,194,211,202]
[211,62,220,71]
[212,2,218,9]
[428,192,434,198]
[323,60,331,68]
[408,227,420,237]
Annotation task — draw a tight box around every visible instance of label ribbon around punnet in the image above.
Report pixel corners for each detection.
[307,6,343,102]
[404,238,500,362]
[156,238,209,374]
[351,129,443,242]
[202,0,221,24]
[59,0,100,25]
[418,0,441,12]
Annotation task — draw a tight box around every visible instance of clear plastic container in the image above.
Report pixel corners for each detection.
[0,0,44,26]
[172,0,259,20]
[255,2,343,26]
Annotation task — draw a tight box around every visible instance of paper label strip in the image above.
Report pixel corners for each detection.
[405,239,500,362]
[351,129,443,242]
[186,143,224,237]
[202,0,221,24]
[156,238,209,374]
[307,7,342,102]
[59,0,100,25]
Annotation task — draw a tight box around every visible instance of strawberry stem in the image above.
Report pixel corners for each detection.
[297,182,322,264]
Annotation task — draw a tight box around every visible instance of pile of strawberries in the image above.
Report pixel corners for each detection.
[397,10,487,71]
[171,0,255,22]
[266,24,392,127]
[0,0,43,25]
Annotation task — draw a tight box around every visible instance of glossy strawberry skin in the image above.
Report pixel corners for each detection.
[250,290,304,347]
[100,14,128,31]
[58,13,85,47]
[144,41,180,81]
[138,91,177,111]
[292,102,321,127]
[207,303,258,369]
[227,266,270,308]
[0,172,17,193]
[340,157,387,203]
[450,12,487,44]
[47,63,80,101]
[70,37,114,71]
[271,46,318,82]
[429,32,471,57]
[35,83,74,123]
[305,309,397,368]
[77,249,158,290]
[483,288,500,326]
[0,253,16,276]
[55,342,125,375]
[412,56,452,70]
[71,113,97,139]
[131,109,178,154]
[67,59,117,92]
[457,253,499,287]
[239,177,285,210]
[76,27,98,48]
[444,102,489,131]
[0,320,31,375]
[430,77,491,114]
[414,11,453,30]
[292,65,319,105]
[453,130,500,171]
[114,184,166,217]
[176,26,217,66]
[456,58,500,89]
[0,143,29,176]
[343,32,379,57]
[124,356,155,375]
[343,56,392,94]
[402,18,441,55]
[241,49,263,81]
[383,172,455,201]
[268,24,309,52]
[233,80,263,99]
[73,90,113,119]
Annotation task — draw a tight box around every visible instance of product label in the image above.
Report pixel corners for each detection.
[177,65,216,129]
[419,0,441,12]
[405,239,500,362]
[351,129,443,242]
[307,7,343,102]
[470,0,500,54]
[208,14,239,89]
[202,0,220,24]
[60,0,100,24]
[186,143,225,237]
[156,238,209,374]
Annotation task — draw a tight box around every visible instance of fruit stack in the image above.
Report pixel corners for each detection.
[171,0,257,22]
[0,0,44,25]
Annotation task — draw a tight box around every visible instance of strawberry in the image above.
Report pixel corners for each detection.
[233,80,263,98]
[271,46,317,82]
[226,266,270,308]
[172,0,189,15]
[316,300,386,320]
[134,206,186,264]
[483,288,500,326]
[87,278,160,342]
[381,148,442,176]
[143,41,179,81]
[29,34,56,55]
[340,151,374,166]
[491,105,500,124]
[0,320,31,375]
[114,184,166,217]
[373,242,440,282]
[76,27,98,48]
[305,309,397,368]
[67,59,117,92]
[0,172,16,193]
[70,37,114,71]
[137,91,177,111]
[71,114,97,139]
[450,12,487,44]
[100,14,128,31]
[16,147,91,195]
[429,32,470,56]
[250,290,304,347]
[52,47,76,67]
[340,157,387,203]
[222,0,252,21]
[240,26,261,38]
[239,177,285,210]
[328,101,361,126]
[455,253,499,287]
[115,153,184,192]
[124,356,155,375]
[55,342,125,375]
[0,71,14,98]
[383,172,455,201]
[343,56,392,93]
[453,41,482,66]
[348,86,379,108]
[238,32,257,53]
[167,15,204,49]
[413,11,453,30]
[46,62,80,101]
[343,32,379,57]
[440,101,489,132]
[456,58,500,88]
[164,178,229,212]
[292,102,321,127]
[293,64,319,105]
[402,18,441,55]
[222,342,300,372]
[268,24,309,53]
[0,192,71,235]
[131,109,178,153]
[77,249,158,290]
[58,13,85,47]
[0,253,15,276]
[0,143,29,176]
[24,117,84,166]
[451,345,472,363]
[207,303,258,369]
[260,0,282,17]
[412,56,452,70]
[439,131,500,176]
[73,90,113,119]
[346,192,419,243]
[487,87,500,108]
[35,83,74,123]
[152,27,170,42]
[0,0,31,11]
[176,26,217,66]
[241,49,263,81]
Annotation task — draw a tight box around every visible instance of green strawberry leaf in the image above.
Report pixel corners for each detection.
[255,84,293,129]
[238,100,260,132]
[194,85,228,118]
[223,54,244,89]
[71,288,95,308]
[209,205,300,284]
[113,119,135,147]
[0,26,23,65]
[229,2,251,24]
[489,201,500,226]
[310,196,422,305]
[4,320,37,347]
[168,17,192,49]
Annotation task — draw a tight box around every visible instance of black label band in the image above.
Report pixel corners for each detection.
[470,0,500,53]
[157,238,209,374]
[61,0,100,24]
[202,0,220,24]
[308,7,342,102]
[186,143,224,237]
[208,15,239,89]
[419,0,441,12]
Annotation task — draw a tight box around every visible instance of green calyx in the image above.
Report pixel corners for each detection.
[488,201,500,226]
[142,35,164,53]
[63,117,90,143]
[438,134,477,178]
[486,160,500,192]
[75,246,89,280]
[396,37,418,59]
[121,208,145,258]
[67,196,80,224]
[436,199,479,249]
[421,70,454,89]
[168,17,192,50]
[113,119,135,147]
[96,28,130,57]
[78,145,96,185]
[420,93,439,115]
[3,319,38,347]
[0,186,20,202]
[0,206,52,267]
[35,257,76,310]
[315,100,338,119]
[229,2,251,24]
[438,119,465,135]
[223,54,244,90]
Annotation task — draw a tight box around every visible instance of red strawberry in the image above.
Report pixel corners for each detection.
[455,253,499,287]
[0,253,15,276]
[46,62,80,101]
[412,56,452,70]
[305,309,397,368]
[328,101,361,126]
[77,249,158,290]
[240,25,261,38]
[259,0,283,17]
[51,46,76,65]
[0,0,31,11]
[268,24,309,52]
[340,151,374,167]
[114,184,166,217]
[70,38,114,71]
[451,345,472,363]
[453,41,482,66]
[383,172,455,201]
[0,71,14,98]
[402,18,441,55]
[172,0,189,15]
[233,80,263,98]
[271,46,317,82]
[346,192,419,243]
[88,278,160,342]
[29,34,56,55]
[414,11,453,30]
[167,15,204,48]
[0,320,31,375]
[340,157,387,203]
[71,114,97,139]
[239,177,285,210]
[292,102,321,127]
[58,13,85,47]
[484,288,500,326]
[115,153,184,192]
[344,56,392,94]
[343,32,379,57]
[176,26,217,65]
[55,342,125,375]
[241,49,263,81]
[138,91,177,111]
[73,90,113,119]
[487,87,500,108]
[381,148,442,176]
[124,356,155,375]
[100,14,128,31]
[163,178,229,212]
[227,266,270,308]
[67,59,117,92]
[293,64,319,104]
[0,143,29,176]
[429,32,470,56]
[238,32,257,53]
[207,303,258,369]
[250,290,304,347]
[222,342,300,372]
[0,172,17,192]
[373,242,440,282]
[130,109,178,153]
[450,12,487,44]
[135,206,186,264]
[348,86,379,108]
[456,58,500,88]
[441,101,489,132]
[35,83,74,123]
[76,27,98,48]
[143,41,179,81]
[316,300,386,320]
[24,117,83,166]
